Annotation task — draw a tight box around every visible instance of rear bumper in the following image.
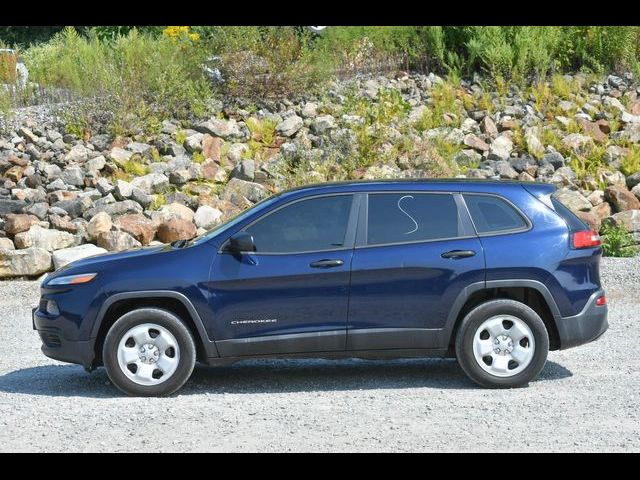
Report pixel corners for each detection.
[33,308,96,369]
[556,289,608,350]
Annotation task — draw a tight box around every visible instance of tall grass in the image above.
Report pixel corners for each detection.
[22,27,211,135]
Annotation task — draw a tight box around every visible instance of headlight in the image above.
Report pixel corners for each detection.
[47,273,98,286]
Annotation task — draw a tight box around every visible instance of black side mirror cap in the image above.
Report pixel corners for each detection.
[225,232,255,253]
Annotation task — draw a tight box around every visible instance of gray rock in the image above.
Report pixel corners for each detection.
[0,199,26,215]
[311,115,336,135]
[554,189,591,212]
[542,151,565,169]
[495,161,519,179]
[25,202,49,220]
[13,226,76,252]
[184,133,203,153]
[84,200,143,220]
[488,135,513,161]
[96,178,115,196]
[276,115,303,137]
[0,238,14,250]
[108,147,133,164]
[0,247,52,278]
[231,160,255,182]
[195,118,244,140]
[130,173,169,195]
[97,230,142,252]
[127,142,152,155]
[626,172,640,190]
[86,155,106,174]
[301,103,318,118]
[169,170,191,185]
[609,209,640,232]
[63,144,91,163]
[221,178,270,205]
[227,143,249,164]
[131,188,153,209]
[60,166,85,187]
[52,244,108,270]
[115,180,133,200]
[194,205,223,230]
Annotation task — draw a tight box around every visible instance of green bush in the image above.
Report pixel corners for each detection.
[600,222,639,257]
[23,27,212,135]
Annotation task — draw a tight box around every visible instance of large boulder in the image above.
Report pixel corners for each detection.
[608,210,640,232]
[488,135,513,161]
[0,199,27,215]
[554,189,592,213]
[158,202,195,223]
[13,226,76,252]
[194,205,223,230]
[130,173,169,195]
[52,244,108,270]
[221,178,270,205]
[115,214,157,245]
[604,185,640,212]
[97,231,142,252]
[276,115,303,137]
[0,238,14,250]
[157,218,197,243]
[3,214,40,235]
[0,247,52,278]
[87,212,113,241]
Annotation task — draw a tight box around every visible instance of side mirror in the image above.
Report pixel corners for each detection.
[225,232,255,253]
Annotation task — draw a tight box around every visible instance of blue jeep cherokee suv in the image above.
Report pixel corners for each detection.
[33,180,608,396]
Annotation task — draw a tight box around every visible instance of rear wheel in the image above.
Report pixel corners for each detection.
[455,299,549,388]
[103,308,196,397]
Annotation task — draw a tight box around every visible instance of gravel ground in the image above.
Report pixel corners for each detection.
[0,257,638,452]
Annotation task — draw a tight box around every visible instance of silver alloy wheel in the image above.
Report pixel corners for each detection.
[117,323,180,386]
[472,315,535,378]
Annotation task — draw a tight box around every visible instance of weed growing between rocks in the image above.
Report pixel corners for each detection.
[600,222,639,257]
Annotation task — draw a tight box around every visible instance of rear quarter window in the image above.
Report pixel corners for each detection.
[463,194,529,234]
[551,197,588,232]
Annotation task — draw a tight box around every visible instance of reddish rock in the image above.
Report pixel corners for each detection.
[593,202,612,220]
[201,160,221,181]
[3,214,39,235]
[595,119,611,134]
[49,215,78,234]
[115,214,157,245]
[9,155,29,167]
[202,134,221,162]
[463,134,490,152]
[157,218,197,243]
[577,211,602,232]
[630,102,640,116]
[498,118,518,131]
[578,120,607,143]
[605,185,640,212]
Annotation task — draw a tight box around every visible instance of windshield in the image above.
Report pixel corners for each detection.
[187,194,282,247]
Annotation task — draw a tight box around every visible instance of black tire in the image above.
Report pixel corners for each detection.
[103,308,196,397]
[455,299,549,388]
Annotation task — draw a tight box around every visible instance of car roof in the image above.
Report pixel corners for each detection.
[278,178,556,197]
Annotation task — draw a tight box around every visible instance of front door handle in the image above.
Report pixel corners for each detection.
[310,259,344,268]
[441,250,476,259]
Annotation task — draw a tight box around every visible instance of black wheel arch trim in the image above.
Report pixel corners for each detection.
[442,279,562,345]
[91,290,219,358]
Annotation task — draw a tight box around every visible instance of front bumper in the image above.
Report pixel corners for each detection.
[556,289,608,350]
[33,308,96,369]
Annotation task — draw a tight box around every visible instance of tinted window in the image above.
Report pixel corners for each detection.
[463,194,528,234]
[245,195,353,253]
[367,193,461,245]
[551,197,588,232]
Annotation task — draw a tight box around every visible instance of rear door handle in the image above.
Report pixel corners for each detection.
[441,250,476,259]
[310,259,344,268]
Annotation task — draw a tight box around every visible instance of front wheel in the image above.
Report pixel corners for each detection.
[103,308,196,397]
[455,299,549,388]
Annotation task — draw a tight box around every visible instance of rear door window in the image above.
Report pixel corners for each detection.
[367,193,461,245]
[463,194,529,234]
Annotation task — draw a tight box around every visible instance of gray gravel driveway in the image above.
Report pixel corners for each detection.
[0,257,638,452]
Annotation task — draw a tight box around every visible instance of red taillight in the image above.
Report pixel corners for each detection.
[572,230,601,249]
[596,295,607,306]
